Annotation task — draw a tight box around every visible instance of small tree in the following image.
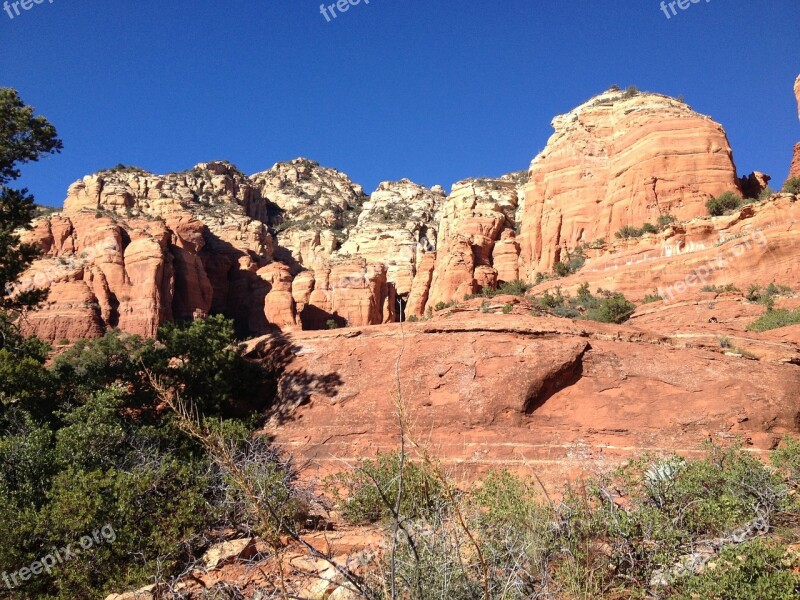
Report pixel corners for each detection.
[0,88,62,318]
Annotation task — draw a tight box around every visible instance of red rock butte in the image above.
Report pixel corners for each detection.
[15,80,800,485]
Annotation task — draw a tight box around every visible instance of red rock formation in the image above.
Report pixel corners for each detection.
[739,171,771,199]
[258,263,298,330]
[492,230,521,283]
[406,253,435,318]
[17,163,275,341]
[520,90,741,277]
[253,313,800,489]
[426,179,518,308]
[529,195,800,305]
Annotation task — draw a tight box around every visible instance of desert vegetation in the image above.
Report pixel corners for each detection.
[706,191,744,216]
[533,284,636,324]
[329,441,800,599]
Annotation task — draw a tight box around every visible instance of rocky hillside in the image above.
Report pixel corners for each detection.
[14,78,800,344]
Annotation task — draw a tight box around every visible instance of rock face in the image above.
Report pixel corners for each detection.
[519,89,741,277]
[529,193,800,306]
[250,158,367,272]
[253,313,800,489]
[16,84,800,342]
[423,177,523,313]
[19,162,275,340]
[337,179,443,298]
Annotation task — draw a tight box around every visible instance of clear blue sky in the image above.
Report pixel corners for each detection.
[1,0,798,207]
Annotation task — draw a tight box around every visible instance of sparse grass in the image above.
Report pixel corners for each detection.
[701,283,741,294]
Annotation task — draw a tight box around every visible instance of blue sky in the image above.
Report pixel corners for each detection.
[1,0,798,207]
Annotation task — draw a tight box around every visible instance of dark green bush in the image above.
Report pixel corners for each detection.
[782,177,800,195]
[616,225,645,239]
[533,285,635,324]
[707,191,744,216]
[467,279,532,300]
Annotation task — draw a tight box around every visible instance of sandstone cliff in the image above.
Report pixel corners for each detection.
[250,313,800,489]
[20,161,274,339]
[519,89,740,277]
[17,82,800,343]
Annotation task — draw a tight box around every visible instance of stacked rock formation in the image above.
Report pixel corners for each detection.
[250,158,366,271]
[423,177,522,311]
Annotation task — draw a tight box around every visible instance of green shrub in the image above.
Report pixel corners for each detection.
[771,435,800,489]
[615,222,659,239]
[533,285,636,324]
[746,283,793,312]
[643,292,664,304]
[747,309,800,332]
[707,191,744,216]
[622,85,640,98]
[502,303,513,314]
[657,214,677,230]
[587,238,606,249]
[616,225,645,239]
[326,318,341,329]
[553,247,586,278]
[331,452,443,524]
[433,301,456,311]
[468,279,533,300]
[782,177,800,195]
[586,291,636,324]
[670,539,800,600]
